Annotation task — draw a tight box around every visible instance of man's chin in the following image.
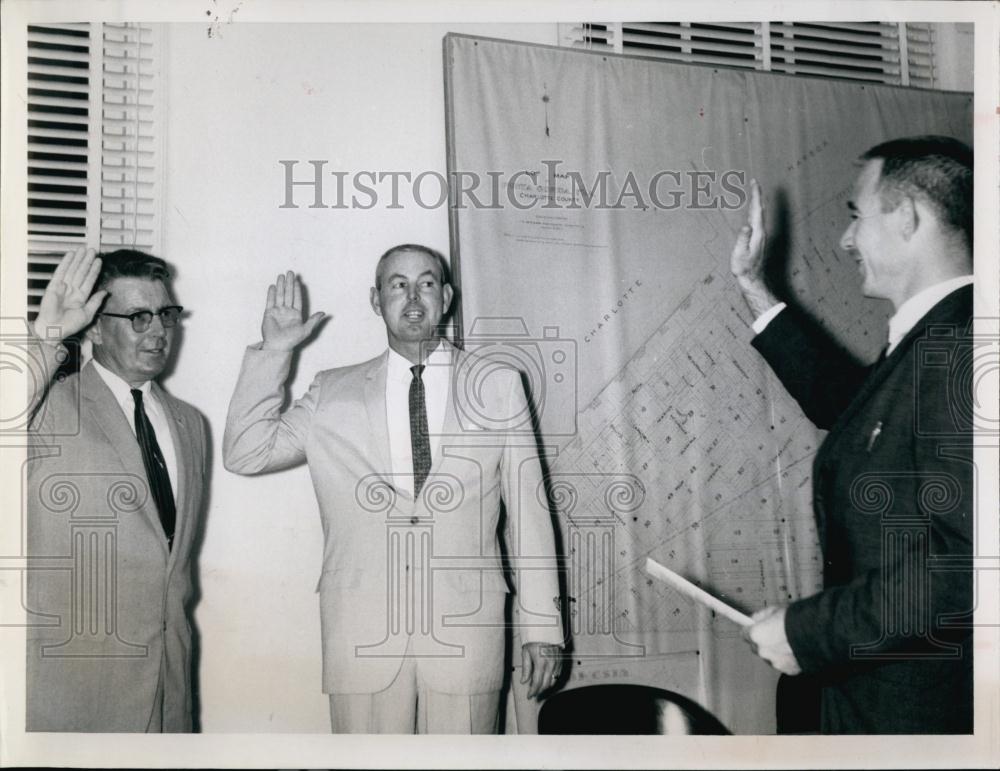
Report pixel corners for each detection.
[137,360,170,380]
[397,327,436,342]
[859,282,888,301]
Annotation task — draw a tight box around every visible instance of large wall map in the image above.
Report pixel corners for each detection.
[444,33,972,733]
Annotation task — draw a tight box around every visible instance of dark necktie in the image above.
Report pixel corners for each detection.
[409,365,431,497]
[131,389,176,550]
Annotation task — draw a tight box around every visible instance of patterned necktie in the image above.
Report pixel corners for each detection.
[409,364,431,497]
[131,389,176,550]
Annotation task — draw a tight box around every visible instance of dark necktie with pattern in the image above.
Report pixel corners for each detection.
[409,364,431,497]
[131,389,176,550]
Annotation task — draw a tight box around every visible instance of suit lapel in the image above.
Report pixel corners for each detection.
[152,381,192,565]
[364,351,395,491]
[828,345,901,433]
[81,363,168,555]
[828,285,973,435]
[815,285,973,487]
[432,341,463,473]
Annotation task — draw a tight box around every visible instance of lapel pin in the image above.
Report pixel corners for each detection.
[866,420,883,452]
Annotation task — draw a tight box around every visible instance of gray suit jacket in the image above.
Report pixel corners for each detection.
[27,360,208,732]
[224,340,564,695]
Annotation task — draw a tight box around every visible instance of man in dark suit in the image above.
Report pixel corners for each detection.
[26,248,208,731]
[732,136,974,733]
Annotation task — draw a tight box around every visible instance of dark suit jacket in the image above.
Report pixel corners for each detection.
[753,285,974,734]
[26,360,208,732]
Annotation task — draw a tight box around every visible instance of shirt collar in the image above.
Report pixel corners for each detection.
[386,339,449,381]
[887,275,973,352]
[90,357,152,407]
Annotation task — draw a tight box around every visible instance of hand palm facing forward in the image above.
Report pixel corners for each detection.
[261,270,326,351]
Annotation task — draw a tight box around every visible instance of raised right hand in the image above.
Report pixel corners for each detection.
[32,248,107,343]
[260,271,326,351]
[730,179,779,317]
[730,178,766,286]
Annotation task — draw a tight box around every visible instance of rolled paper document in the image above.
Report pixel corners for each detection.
[645,557,753,627]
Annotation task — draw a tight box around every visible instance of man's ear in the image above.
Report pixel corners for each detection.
[896,195,918,241]
[85,317,102,345]
[442,283,454,315]
[369,286,382,316]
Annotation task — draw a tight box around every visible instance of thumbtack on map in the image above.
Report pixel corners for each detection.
[645,557,753,627]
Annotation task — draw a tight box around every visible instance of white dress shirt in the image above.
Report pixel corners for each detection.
[752,275,974,355]
[385,341,451,492]
[91,358,179,500]
[751,301,787,335]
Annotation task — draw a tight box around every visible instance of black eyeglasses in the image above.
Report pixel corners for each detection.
[99,306,184,333]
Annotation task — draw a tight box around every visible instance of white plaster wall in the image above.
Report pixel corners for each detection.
[934,22,974,92]
[160,22,557,732]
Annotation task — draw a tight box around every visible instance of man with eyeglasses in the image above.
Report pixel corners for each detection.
[25,247,208,732]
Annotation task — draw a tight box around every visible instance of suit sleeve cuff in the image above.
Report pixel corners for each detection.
[784,595,828,674]
[751,302,787,335]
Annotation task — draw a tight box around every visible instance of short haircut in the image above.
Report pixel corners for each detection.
[861,135,973,247]
[374,244,450,289]
[94,249,171,293]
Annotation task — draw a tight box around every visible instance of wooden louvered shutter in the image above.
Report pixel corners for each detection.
[26,23,95,321]
[768,22,934,85]
[99,22,160,253]
[26,22,160,321]
[560,22,938,88]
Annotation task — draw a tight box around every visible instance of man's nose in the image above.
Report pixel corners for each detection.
[839,222,855,251]
[146,312,168,334]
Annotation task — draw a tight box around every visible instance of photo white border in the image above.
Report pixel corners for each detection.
[1,1,996,767]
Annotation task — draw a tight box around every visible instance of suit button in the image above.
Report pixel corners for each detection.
[410,516,419,525]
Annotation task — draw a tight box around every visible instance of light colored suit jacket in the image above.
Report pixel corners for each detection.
[26,360,208,732]
[224,340,564,695]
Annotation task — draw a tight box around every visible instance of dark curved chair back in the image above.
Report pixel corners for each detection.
[537,684,731,735]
